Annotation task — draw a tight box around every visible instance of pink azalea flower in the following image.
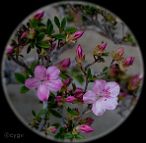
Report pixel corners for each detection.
[76,44,85,63]
[58,58,71,70]
[77,124,94,133]
[25,65,63,101]
[83,80,120,116]
[65,96,76,103]
[33,10,44,20]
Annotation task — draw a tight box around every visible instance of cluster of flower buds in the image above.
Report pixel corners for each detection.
[93,42,107,57]
[6,45,14,55]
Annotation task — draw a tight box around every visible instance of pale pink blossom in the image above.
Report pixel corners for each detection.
[65,96,76,103]
[83,80,120,116]
[25,65,63,101]
[77,124,94,133]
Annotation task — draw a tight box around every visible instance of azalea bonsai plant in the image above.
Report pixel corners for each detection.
[6,10,142,141]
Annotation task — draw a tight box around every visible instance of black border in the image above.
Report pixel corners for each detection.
[0,0,146,143]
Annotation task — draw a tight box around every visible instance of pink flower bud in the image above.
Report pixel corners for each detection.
[34,10,44,20]
[63,78,72,87]
[98,42,107,51]
[48,126,57,134]
[20,31,28,39]
[123,56,135,67]
[74,88,83,102]
[56,96,62,103]
[65,96,76,103]
[112,48,124,61]
[76,44,85,63]
[73,31,84,40]
[58,58,71,70]
[85,117,94,126]
[128,74,142,91]
[6,45,13,55]
[77,124,94,133]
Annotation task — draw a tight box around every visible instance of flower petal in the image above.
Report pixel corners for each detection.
[46,66,60,80]
[93,80,106,95]
[25,78,40,89]
[37,84,50,101]
[92,99,106,116]
[46,79,63,92]
[34,65,46,80]
[102,97,118,110]
[105,82,120,97]
[83,90,96,104]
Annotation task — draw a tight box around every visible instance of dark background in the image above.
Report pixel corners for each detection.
[0,0,146,143]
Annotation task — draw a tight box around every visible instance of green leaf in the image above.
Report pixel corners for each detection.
[67,108,79,116]
[47,19,53,35]
[15,73,26,83]
[64,133,74,139]
[30,61,39,71]
[37,108,48,117]
[20,86,29,93]
[53,34,66,40]
[60,71,69,79]
[37,32,45,41]
[32,110,36,117]
[50,109,62,118]
[65,27,77,34]
[102,52,109,57]
[61,17,67,30]
[54,16,60,28]
[37,41,50,48]
[75,74,84,84]
[102,66,108,73]
[29,19,38,28]
[74,134,85,139]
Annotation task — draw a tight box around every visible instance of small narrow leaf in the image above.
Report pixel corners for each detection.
[47,19,53,35]
[37,41,50,48]
[61,17,67,30]
[20,86,29,93]
[53,34,66,40]
[50,109,62,118]
[32,110,36,117]
[15,73,26,83]
[54,16,60,28]
[65,27,77,34]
